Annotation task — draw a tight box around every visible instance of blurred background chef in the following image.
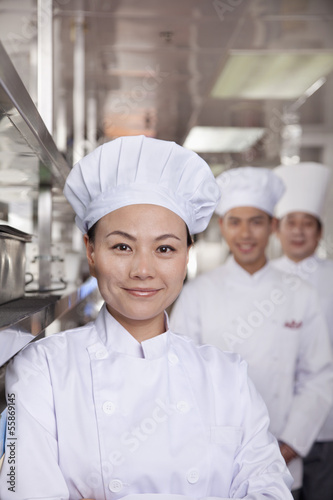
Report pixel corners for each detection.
[274,162,333,500]
[170,166,333,499]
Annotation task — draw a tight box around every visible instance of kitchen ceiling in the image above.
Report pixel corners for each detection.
[0,0,332,162]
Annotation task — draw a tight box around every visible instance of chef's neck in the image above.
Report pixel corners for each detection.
[234,254,268,275]
[284,253,315,263]
[107,305,166,342]
[286,255,304,263]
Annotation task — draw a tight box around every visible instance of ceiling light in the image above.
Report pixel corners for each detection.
[183,126,265,153]
[211,51,333,100]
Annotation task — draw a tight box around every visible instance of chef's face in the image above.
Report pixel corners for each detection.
[84,204,190,339]
[277,212,322,262]
[219,206,276,274]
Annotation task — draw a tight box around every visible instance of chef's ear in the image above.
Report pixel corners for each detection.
[83,234,97,277]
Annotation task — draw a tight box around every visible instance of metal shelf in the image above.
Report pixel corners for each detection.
[0,277,99,366]
[0,278,97,332]
[0,41,70,187]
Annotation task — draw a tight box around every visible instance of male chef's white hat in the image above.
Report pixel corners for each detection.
[274,162,331,222]
[215,166,285,217]
[63,135,220,234]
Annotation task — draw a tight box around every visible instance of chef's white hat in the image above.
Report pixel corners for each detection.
[63,135,220,234]
[274,162,331,222]
[215,166,285,217]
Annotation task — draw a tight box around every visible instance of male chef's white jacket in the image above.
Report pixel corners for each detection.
[0,303,293,500]
[273,254,333,442]
[170,257,333,490]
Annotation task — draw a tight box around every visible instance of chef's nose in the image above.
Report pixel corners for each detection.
[129,249,155,279]
[240,221,251,237]
[291,221,303,234]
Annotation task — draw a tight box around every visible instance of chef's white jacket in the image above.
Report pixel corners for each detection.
[273,254,333,441]
[170,257,333,489]
[0,303,293,500]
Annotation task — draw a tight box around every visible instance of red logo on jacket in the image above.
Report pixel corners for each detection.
[284,320,303,329]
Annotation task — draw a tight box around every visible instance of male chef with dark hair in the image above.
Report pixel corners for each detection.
[171,166,333,500]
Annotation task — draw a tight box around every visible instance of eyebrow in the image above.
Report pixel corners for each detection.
[155,233,181,242]
[229,215,265,219]
[228,215,266,222]
[287,215,313,221]
[250,215,266,221]
[106,230,181,242]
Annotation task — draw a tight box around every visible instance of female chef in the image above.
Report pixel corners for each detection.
[0,135,293,499]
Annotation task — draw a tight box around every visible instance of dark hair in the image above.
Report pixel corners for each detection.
[86,221,98,244]
[186,226,193,247]
[87,218,193,247]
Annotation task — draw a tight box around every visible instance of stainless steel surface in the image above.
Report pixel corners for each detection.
[37,0,53,134]
[37,187,53,290]
[0,40,70,186]
[0,225,32,305]
[1,1,332,155]
[73,11,86,164]
[0,237,26,305]
[0,38,73,288]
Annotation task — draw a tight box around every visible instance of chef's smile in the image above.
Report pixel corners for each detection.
[290,239,306,246]
[124,287,162,298]
[237,242,256,253]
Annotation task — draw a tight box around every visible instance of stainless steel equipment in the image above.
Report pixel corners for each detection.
[0,225,32,305]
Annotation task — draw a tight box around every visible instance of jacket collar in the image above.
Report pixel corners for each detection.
[225,254,271,283]
[94,303,169,359]
[278,253,320,271]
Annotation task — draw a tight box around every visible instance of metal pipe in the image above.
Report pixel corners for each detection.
[37,0,53,290]
[37,181,53,290]
[37,0,53,134]
[87,90,97,152]
[73,12,86,164]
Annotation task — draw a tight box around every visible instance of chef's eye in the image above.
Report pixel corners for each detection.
[157,245,175,254]
[228,219,239,226]
[113,243,131,251]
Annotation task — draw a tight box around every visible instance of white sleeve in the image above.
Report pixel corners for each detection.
[226,360,294,499]
[279,288,333,456]
[0,347,70,500]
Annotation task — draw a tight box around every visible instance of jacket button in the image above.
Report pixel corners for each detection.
[95,349,107,359]
[168,352,179,365]
[176,400,190,413]
[109,479,123,492]
[186,468,199,484]
[103,401,116,414]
